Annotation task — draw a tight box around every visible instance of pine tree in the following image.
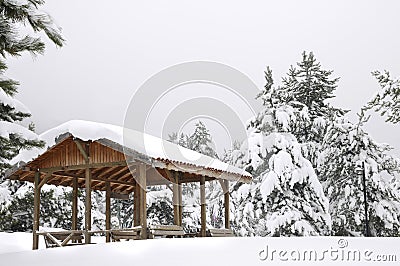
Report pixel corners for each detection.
[168,122,226,230]
[187,121,218,158]
[232,130,331,236]
[320,116,400,236]
[147,187,174,226]
[252,52,345,151]
[231,67,331,236]
[281,51,344,120]
[363,70,400,124]
[250,53,348,175]
[0,184,76,231]
[0,0,65,232]
[0,0,65,174]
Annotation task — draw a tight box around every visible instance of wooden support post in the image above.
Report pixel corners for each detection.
[224,180,230,229]
[200,176,206,237]
[83,142,91,244]
[105,182,111,243]
[139,164,147,239]
[33,171,40,250]
[85,166,92,244]
[72,178,78,242]
[178,181,183,226]
[134,182,140,226]
[173,172,180,226]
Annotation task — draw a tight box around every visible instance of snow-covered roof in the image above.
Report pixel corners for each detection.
[8,120,251,183]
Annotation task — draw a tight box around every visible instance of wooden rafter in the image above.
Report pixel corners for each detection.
[50,172,136,188]
[108,166,129,180]
[95,166,122,179]
[38,161,127,173]
[74,140,89,162]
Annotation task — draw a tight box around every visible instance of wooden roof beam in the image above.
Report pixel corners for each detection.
[19,171,33,181]
[37,161,128,173]
[74,140,89,162]
[108,166,130,180]
[119,171,135,182]
[95,166,124,179]
[51,172,135,187]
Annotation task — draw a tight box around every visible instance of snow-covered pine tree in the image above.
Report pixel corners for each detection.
[0,0,65,231]
[320,116,400,236]
[187,121,218,158]
[281,51,345,122]
[363,70,400,124]
[168,132,188,148]
[232,67,331,236]
[0,63,44,174]
[146,187,174,226]
[0,0,64,174]
[0,185,76,231]
[187,121,226,228]
[168,121,225,229]
[249,53,347,170]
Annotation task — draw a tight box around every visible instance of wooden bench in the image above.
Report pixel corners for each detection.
[110,227,142,241]
[42,231,84,248]
[207,228,234,237]
[148,225,185,238]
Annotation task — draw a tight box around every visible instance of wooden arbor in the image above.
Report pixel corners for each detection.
[5,133,251,249]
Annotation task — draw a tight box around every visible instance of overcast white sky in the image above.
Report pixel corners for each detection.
[7,0,400,155]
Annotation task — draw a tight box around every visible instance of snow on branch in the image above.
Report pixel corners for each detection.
[0,120,39,140]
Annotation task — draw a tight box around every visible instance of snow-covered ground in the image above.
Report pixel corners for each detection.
[0,232,105,254]
[1,232,399,266]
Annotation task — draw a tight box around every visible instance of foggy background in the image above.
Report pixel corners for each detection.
[7,0,400,155]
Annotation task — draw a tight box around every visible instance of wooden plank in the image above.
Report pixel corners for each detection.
[105,182,111,243]
[74,140,89,162]
[139,164,147,239]
[200,175,206,237]
[33,171,40,250]
[150,230,185,237]
[51,172,135,187]
[118,171,134,181]
[45,233,62,248]
[110,192,130,200]
[36,230,85,236]
[109,226,142,233]
[108,166,129,180]
[38,172,51,189]
[173,171,179,226]
[150,225,183,231]
[60,233,74,246]
[134,183,140,226]
[208,228,234,237]
[96,166,124,180]
[58,176,73,187]
[223,180,230,229]
[19,171,31,181]
[178,179,182,226]
[208,228,233,235]
[94,167,116,179]
[148,225,185,238]
[39,161,127,173]
[110,229,140,241]
[72,178,78,233]
[84,166,91,244]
